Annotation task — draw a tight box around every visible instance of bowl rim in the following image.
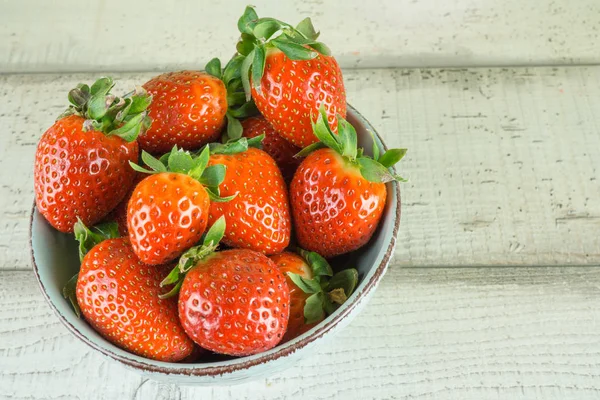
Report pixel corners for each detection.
[30,104,402,377]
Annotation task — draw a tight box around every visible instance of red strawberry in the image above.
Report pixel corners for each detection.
[159,218,290,356]
[65,221,194,362]
[207,142,291,255]
[235,7,346,148]
[179,248,290,356]
[104,172,145,236]
[270,249,358,342]
[127,147,228,265]
[290,110,407,257]
[241,116,302,181]
[34,78,151,233]
[270,252,320,341]
[141,71,228,154]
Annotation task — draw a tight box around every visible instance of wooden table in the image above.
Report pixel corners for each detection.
[1,67,600,399]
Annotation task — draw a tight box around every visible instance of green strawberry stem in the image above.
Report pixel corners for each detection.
[286,248,359,324]
[232,6,332,101]
[296,106,408,183]
[159,216,226,299]
[64,219,121,318]
[129,146,236,202]
[58,77,152,142]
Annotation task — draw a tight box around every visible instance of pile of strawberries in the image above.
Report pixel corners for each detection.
[33,7,406,362]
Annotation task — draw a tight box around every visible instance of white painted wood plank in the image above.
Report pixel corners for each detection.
[2,67,600,269]
[2,267,600,399]
[1,0,599,73]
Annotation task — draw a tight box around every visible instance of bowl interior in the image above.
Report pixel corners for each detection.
[31,105,400,376]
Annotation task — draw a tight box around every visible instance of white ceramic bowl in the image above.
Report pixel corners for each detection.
[31,105,402,385]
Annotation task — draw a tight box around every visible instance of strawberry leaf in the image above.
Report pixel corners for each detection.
[271,38,318,60]
[327,268,359,298]
[158,280,183,299]
[205,58,222,79]
[228,101,259,119]
[311,107,341,153]
[199,164,226,187]
[357,157,396,183]
[127,89,152,114]
[209,137,249,155]
[141,150,168,173]
[160,265,181,288]
[297,248,333,278]
[378,148,407,168]
[223,55,245,85]
[246,134,264,149]
[62,273,81,318]
[241,48,255,101]
[90,77,114,96]
[128,161,155,174]
[109,112,150,142]
[307,42,331,56]
[369,131,380,161]
[206,187,238,202]
[73,218,119,261]
[68,86,90,108]
[287,272,322,294]
[304,292,325,324]
[203,215,226,247]
[295,17,319,41]
[253,19,281,40]
[237,34,257,57]
[238,6,259,35]
[188,146,210,180]
[337,117,358,160]
[160,216,227,297]
[167,149,195,174]
[295,142,326,158]
[226,113,243,140]
[251,45,266,92]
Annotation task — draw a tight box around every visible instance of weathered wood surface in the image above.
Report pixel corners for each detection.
[2,67,599,270]
[2,267,600,399]
[1,0,599,73]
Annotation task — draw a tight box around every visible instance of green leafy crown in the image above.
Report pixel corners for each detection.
[129,146,237,203]
[234,6,331,102]
[287,248,360,324]
[159,216,226,299]
[297,107,408,183]
[58,77,152,142]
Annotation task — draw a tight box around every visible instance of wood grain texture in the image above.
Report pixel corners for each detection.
[1,67,599,270]
[2,267,600,399]
[1,0,600,73]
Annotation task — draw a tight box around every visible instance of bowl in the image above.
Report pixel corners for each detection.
[30,104,402,385]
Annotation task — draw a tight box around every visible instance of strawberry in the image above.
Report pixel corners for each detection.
[206,138,291,255]
[34,77,151,233]
[161,217,290,356]
[270,249,358,342]
[140,71,228,154]
[233,7,346,148]
[127,146,232,265]
[63,220,194,362]
[290,109,407,257]
[103,172,145,236]
[241,116,302,181]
